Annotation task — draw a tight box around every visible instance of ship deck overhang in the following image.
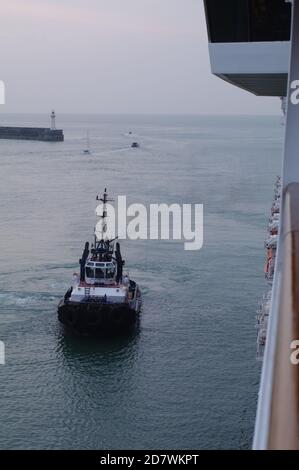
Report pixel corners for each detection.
[209,41,290,96]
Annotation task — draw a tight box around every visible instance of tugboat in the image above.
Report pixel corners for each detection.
[58,189,142,335]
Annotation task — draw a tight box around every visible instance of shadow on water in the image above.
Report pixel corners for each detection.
[56,322,141,369]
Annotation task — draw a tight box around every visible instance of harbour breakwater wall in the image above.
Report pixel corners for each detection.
[0,126,64,142]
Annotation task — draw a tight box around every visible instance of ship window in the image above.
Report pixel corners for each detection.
[205,0,249,43]
[85,267,94,278]
[249,0,291,42]
[106,266,116,279]
[205,0,291,43]
[95,268,105,279]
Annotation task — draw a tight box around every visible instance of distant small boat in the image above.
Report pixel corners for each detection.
[131,142,140,148]
[83,131,91,154]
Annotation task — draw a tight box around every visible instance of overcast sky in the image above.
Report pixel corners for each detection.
[0,0,280,115]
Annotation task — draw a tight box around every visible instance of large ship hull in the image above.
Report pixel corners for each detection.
[57,299,139,336]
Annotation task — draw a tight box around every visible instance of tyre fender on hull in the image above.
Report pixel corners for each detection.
[86,304,104,328]
[65,308,79,328]
[110,305,134,328]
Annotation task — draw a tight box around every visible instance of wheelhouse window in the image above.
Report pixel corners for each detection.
[85,263,116,280]
[106,265,116,279]
[95,268,105,279]
[204,0,291,43]
[85,267,94,278]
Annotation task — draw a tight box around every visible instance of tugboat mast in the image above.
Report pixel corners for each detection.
[92,189,117,262]
[96,188,114,242]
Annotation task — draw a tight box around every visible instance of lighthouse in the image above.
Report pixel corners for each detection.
[51,110,56,130]
[0,108,64,141]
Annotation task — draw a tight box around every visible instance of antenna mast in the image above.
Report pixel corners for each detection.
[96,188,114,241]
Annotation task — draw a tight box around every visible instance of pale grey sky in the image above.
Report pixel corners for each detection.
[0,0,280,115]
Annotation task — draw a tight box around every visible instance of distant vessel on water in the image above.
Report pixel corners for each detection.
[58,189,142,336]
[131,142,140,148]
[83,131,91,154]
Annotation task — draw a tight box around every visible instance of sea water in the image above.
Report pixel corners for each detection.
[0,113,283,449]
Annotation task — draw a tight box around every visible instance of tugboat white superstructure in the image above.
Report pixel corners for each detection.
[58,189,141,335]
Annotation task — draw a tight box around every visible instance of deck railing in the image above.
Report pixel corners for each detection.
[253,0,299,449]
[254,183,299,449]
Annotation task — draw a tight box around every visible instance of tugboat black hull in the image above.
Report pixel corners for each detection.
[58,300,139,336]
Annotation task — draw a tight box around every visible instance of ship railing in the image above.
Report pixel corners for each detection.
[254,0,299,448]
[254,183,299,449]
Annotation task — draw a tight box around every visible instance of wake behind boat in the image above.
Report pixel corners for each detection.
[83,131,91,154]
[58,189,142,335]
